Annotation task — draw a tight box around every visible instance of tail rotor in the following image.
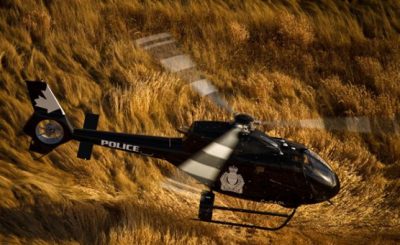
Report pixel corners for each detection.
[24,80,73,154]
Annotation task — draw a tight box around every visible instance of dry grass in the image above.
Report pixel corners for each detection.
[0,0,399,244]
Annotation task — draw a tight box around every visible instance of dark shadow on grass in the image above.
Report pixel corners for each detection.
[0,197,222,244]
[0,199,121,245]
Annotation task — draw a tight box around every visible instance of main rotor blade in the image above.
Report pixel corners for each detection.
[178,127,242,187]
[262,116,399,135]
[135,33,234,114]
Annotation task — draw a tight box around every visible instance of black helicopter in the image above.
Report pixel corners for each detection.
[23,33,342,230]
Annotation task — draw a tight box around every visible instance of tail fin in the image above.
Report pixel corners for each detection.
[24,80,73,154]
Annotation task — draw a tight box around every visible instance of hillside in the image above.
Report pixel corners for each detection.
[0,0,399,244]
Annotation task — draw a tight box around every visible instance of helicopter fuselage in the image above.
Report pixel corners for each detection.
[71,119,340,208]
[23,81,341,230]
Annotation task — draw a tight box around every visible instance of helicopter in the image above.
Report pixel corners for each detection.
[22,33,345,231]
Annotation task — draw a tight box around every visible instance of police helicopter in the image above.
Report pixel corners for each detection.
[26,32,391,231]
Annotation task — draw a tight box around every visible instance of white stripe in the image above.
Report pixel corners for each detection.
[299,119,325,129]
[143,39,175,50]
[345,117,371,133]
[179,159,219,180]
[135,33,172,46]
[47,86,65,115]
[202,142,233,160]
[191,79,217,96]
[160,54,196,72]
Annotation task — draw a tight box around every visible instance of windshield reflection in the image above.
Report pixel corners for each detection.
[303,150,336,187]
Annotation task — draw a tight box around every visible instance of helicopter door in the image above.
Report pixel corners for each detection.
[259,157,284,201]
[277,154,309,203]
[250,164,271,199]
[236,134,283,200]
[232,135,262,197]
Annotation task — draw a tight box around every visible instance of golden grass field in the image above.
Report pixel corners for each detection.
[0,0,399,244]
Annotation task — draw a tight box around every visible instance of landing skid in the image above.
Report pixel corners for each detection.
[197,191,297,231]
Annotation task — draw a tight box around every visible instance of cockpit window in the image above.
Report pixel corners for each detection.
[238,132,281,155]
[303,149,336,187]
[304,149,332,170]
[292,154,305,163]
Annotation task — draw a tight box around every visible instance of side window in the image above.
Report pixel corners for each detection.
[292,154,304,163]
[291,153,308,169]
[238,135,265,155]
[236,135,278,163]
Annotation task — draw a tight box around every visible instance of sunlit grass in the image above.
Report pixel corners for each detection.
[0,0,399,244]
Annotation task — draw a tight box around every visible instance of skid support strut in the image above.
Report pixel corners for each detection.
[197,191,297,231]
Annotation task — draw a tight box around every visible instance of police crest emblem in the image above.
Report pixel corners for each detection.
[220,165,245,194]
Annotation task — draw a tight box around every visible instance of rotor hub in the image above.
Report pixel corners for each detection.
[234,114,254,125]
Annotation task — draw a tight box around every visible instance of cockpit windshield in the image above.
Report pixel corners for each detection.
[303,149,336,187]
[304,149,332,170]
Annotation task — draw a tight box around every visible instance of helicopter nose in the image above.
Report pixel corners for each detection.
[304,160,340,200]
[329,173,340,197]
[303,149,340,202]
[313,163,337,188]
[307,171,340,202]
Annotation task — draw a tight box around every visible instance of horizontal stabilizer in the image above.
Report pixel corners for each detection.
[77,113,99,160]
